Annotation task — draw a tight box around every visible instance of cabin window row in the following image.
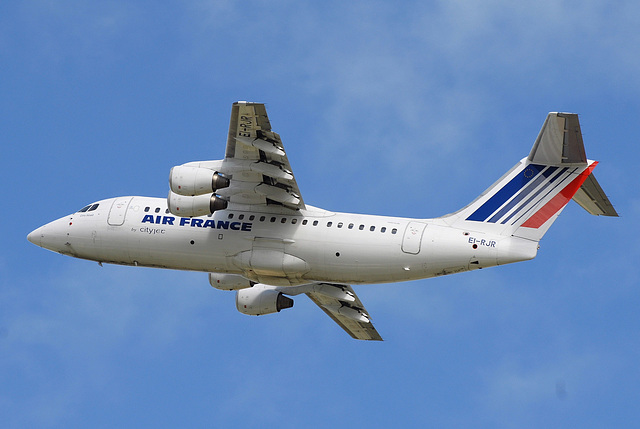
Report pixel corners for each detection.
[224,213,398,234]
[142,207,398,234]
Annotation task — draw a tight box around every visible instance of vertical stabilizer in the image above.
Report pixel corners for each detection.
[443,113,617,242]
[528,113,587,165]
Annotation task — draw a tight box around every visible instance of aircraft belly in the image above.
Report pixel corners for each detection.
[232,249,310,278]
[296,235,415,284]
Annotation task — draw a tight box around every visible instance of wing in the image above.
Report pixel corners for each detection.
[215,101,305,211]
[282,282,382,341]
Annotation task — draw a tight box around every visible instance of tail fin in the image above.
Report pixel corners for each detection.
[443,113,618,242]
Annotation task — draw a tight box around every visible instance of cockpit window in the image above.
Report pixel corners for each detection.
[77,203,99,213]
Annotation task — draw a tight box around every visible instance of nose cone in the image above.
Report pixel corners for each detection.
[27,227,43,246]
[27,217,71,253]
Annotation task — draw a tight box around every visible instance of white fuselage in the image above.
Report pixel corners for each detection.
[29,196,538,286]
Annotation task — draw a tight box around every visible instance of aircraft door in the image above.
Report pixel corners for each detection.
[401,221,427,254]
[107,197,133,226]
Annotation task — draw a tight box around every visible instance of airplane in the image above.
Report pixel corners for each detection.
[27,102,618,340]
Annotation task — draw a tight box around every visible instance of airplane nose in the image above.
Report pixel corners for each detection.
[27,226,43,247]
[27,218,70,253]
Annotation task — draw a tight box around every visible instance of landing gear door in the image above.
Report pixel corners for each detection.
[402,221,427,254]
[108,197,133,226]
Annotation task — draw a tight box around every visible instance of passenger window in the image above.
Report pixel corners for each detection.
[359,225,364,230]
[249,215,255,221]
[155,207,160,213]
[270,217,276,223]
[370,226,375,231]
[239,214,245,220]
[292,219,298,224]
[381,227,387,233]
[348,223,354,229]
[337,222,343,228]
[392,228,398,234]
[281,218,287,224]
[327,222,332,227]
[313,220,318,226]
[228,213,234,219]
[144,207,150,212]
[260,216,266,221]
[302,219,308,225]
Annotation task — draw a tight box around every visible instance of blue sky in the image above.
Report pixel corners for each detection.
[2,1,639,427]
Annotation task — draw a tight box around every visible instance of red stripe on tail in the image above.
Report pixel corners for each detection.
[521,162,598,229]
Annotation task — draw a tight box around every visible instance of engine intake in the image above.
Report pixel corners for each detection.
[167,191,228,217]
[236,284,294,316]
[169,166,230,196]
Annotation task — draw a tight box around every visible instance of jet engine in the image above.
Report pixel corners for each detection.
[209,273,254,291]
[167,191,228,217]
[169,165,230,196]
[236,284,294,316]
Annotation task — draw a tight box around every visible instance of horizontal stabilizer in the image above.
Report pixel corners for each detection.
[572,173,619,216]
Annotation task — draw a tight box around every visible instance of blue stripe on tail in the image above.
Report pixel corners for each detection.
[466,164,545,222]
[506,167,574,226]
[487,166,558,223]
